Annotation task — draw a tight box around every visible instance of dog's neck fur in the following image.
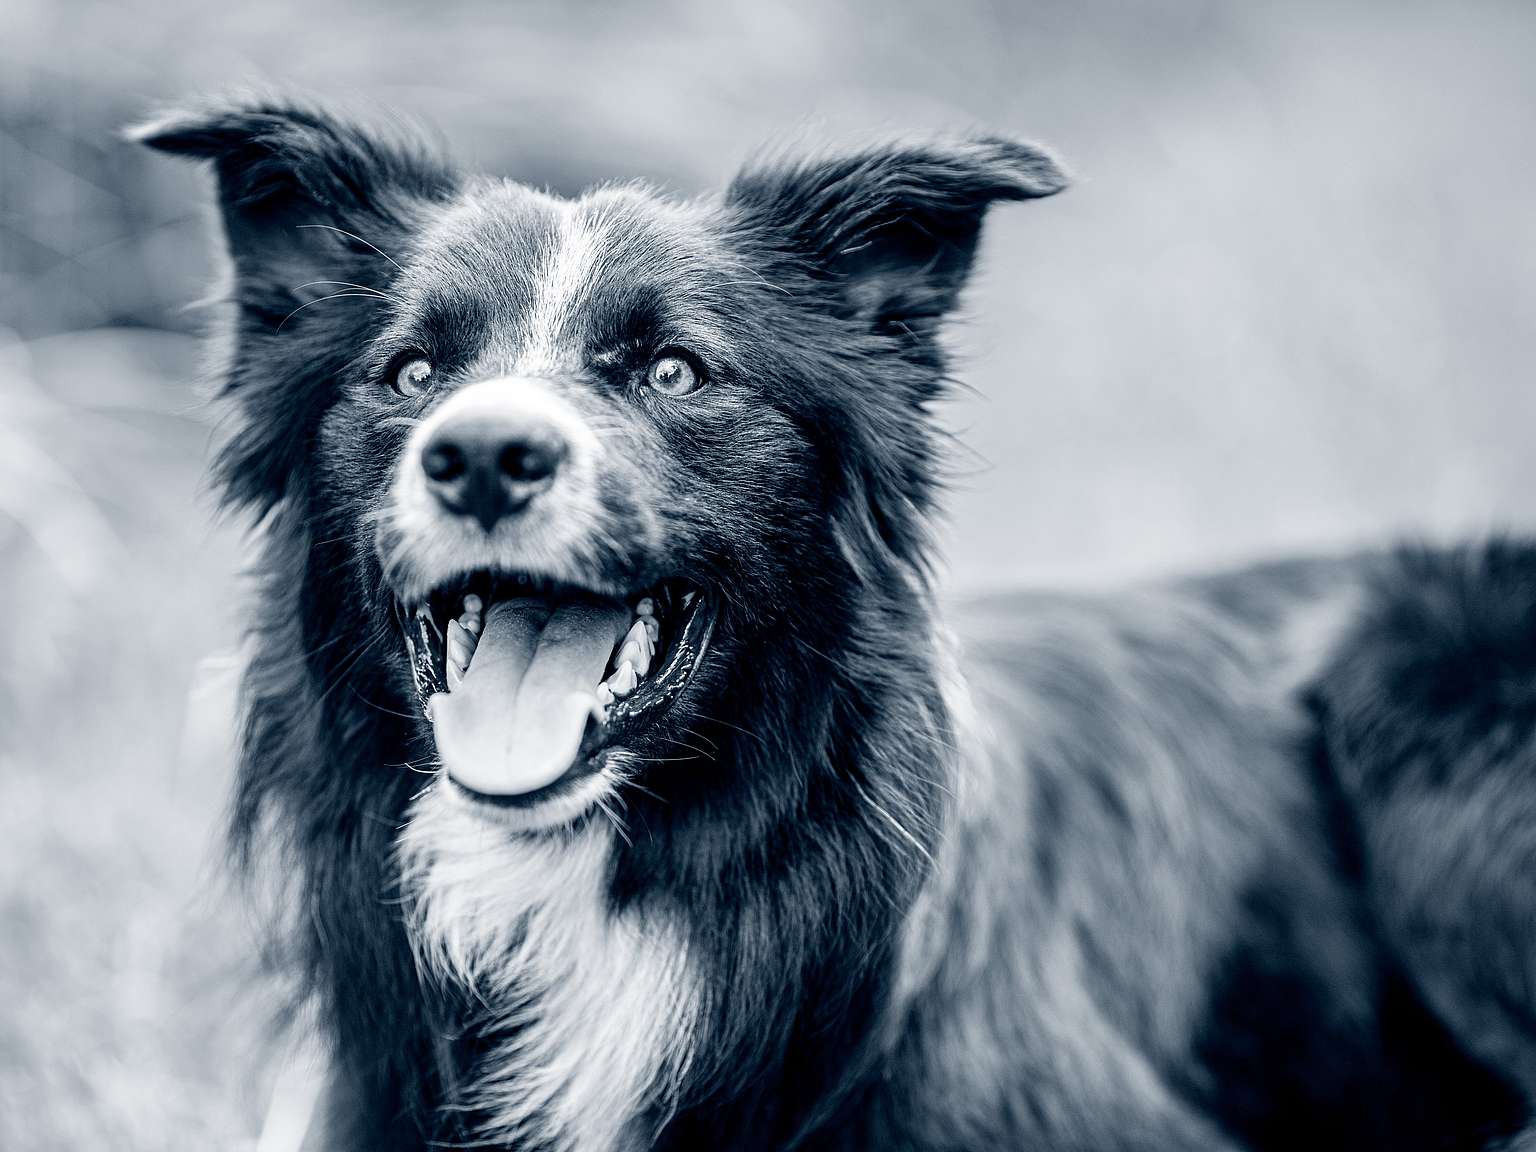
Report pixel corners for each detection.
[398,799,700,1152]
[390,575,957,1150]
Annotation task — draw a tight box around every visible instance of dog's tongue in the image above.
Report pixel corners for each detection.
[430,598,629,796]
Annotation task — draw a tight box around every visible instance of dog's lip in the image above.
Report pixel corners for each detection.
[444,757,602,810]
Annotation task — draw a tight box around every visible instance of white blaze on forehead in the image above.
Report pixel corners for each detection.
[516,204,605,376]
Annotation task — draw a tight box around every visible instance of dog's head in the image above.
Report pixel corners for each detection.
[138,98,1065,833]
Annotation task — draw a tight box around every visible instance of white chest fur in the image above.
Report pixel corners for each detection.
[398,788,698,1152]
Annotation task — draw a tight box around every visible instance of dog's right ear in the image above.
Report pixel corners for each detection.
[132,97,456,511]
[131,97,454,326]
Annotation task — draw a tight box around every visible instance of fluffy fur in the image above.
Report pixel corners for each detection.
[139,96,1536,1151]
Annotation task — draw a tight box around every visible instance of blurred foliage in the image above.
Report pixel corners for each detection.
[0,330,266,1147]
[3,0,1536,1145]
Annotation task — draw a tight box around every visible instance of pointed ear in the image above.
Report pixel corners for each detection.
[130,96,455,326]
[726,136,1066,331]
[132,97,456,511]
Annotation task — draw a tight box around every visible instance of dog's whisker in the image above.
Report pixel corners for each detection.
[695,715,768,746]
[653,736,716,761]
[349,684,421,722]
[291,278,400,302]
[594,795,632,848]
[294,223,406,272]
[615,776,667,805]
[677,726,719,753]
[276,290,389,332]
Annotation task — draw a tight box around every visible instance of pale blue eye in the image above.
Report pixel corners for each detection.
[391,356,434,397]
[646,353,702,396]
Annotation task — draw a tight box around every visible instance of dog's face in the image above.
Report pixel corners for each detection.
[357,183,806,824]
[140,102,1065,832]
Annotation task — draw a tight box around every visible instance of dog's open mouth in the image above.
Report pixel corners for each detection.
[394,574,713,806]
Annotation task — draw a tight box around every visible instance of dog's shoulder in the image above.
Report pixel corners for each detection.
[947,551,1376,734]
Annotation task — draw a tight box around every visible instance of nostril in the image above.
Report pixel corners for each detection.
[421,441,467,483]
[498,439,564,483]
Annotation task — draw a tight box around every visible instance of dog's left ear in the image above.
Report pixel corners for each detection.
[727,136,1067,331]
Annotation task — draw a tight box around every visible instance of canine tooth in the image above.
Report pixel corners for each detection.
[447,658,464,690]
[607,661,638,697]
[682,591,696,608]
[595,682,614,707]
[615,639,650,677]
[635,597,654,617]
[625,619,654,655]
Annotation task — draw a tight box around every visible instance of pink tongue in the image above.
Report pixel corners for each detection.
[429,598,629,796]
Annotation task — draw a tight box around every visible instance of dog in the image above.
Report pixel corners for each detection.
[138,97,1536,1151]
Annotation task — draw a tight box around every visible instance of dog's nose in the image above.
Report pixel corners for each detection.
[419,416,567,530]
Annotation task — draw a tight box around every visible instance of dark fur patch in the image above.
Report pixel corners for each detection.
[1322,540,1536,796]
[1316,541,1536,1128]
[1193,739,1525,1151]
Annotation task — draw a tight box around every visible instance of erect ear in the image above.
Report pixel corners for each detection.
[131,95,455,327]
[132,97,455,510]
[727,135,1067,332]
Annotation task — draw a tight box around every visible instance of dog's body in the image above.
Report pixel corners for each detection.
[141,100,1536,1151]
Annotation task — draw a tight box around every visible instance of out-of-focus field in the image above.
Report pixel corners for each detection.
[0,331,268,1146]
[3,0,1535,1146]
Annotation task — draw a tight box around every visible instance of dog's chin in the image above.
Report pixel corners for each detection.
[434,757,627,834]
[391,570,715,833]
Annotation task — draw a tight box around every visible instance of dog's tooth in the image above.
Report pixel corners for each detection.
[615,639,650,677]
[446,657,464,691]
[607,661,638,697]
[463,593,483,615]
[682,591,696,608]
[624,619,654,656]
[446,618,474,672]
[595,682,614,707]
[635,597,655,618]
[641,616,660,643]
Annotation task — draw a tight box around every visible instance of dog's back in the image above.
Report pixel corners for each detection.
[850,552,1530,1151]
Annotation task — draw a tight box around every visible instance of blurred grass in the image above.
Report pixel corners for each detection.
[3,0,1536,1144]
[0,328,272,1148]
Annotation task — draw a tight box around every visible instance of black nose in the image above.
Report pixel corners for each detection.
[420,417,567,530]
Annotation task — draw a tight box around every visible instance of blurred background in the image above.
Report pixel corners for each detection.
[2,0,1534,1145]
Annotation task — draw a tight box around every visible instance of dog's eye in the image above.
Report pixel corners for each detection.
[644,350,704,397]
[390,355,435,398]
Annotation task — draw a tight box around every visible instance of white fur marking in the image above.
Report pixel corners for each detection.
[399,784,697,1152]
[517,207,602,377]
[383,375,611,605]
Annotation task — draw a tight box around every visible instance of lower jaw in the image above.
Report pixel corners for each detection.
[437,762,620,835]
[444,751,604,810]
